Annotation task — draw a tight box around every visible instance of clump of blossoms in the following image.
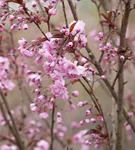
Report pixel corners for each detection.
[0,57,15,91]
[0,0,135,150]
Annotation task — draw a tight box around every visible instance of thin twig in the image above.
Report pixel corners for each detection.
[112,59,126,88]
[50,103,55,150]
[67,0,78,21]
[61,1,68,28]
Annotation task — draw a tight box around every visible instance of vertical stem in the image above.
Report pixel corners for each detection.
[50,103,55,150]
[61,0,68,28]
[116,1,131,150]
[112,98,117,150]
[67,0,78,21]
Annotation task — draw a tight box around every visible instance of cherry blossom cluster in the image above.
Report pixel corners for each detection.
[0,56,15,91]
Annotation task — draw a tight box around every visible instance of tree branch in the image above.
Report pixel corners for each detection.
[116,1,131,150]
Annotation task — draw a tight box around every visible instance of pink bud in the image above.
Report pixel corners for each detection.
[57,112,61,117]
[10,24,17,30]
[70,103,76,110]
[77,101,83,108]
[30,103,37,112]
[81,58,87,64]
[90,118,96,123]
[98,32,103,38]
[48,8,56,16]
[17,17,23,22]
[39,112,49,119]
[72,90,79,97]
[79,120,84,126]
[22,24,28,30]
[9,15,15,22]
[120,55,125,61]
[32,1,37,7]
[83,101,88,105]
[85,109,91,116]
[1,16,7,21]
[85,118,90,123]
[50,97,55,102]
[100,75,106,80]
[117,11,121,15]
[84,140,89,145]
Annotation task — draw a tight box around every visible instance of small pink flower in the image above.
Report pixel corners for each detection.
[100,75,106,80]
[20,48,33,58]
[85,119,90,123]
[39,112,49,119]
[10,24,17,30]
[77,101,84,108]
[85,109,91,116]
[50,80,69,100]
[34,140,49,150]
[18,38,27,47]
[90,118,96,123]
[22,24,28,30]
[48,8,56,16]
[30,103,37,112]
[9,15,15,22]
[17,17,23,22]
[70,103,76,110]
[70,20,85,35]
[72,90,79,97]
[32,1,37,7]
[120,55,125,61]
